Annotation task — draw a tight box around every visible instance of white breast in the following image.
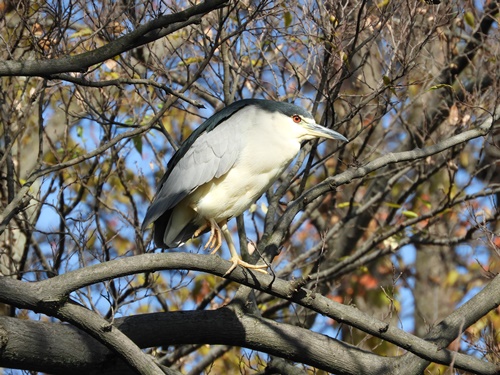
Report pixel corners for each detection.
[192,108,302,222]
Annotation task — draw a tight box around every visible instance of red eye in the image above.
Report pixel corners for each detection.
[292,115,301,123]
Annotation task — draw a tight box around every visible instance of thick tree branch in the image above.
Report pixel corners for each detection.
[54,302,167,375]
[0,252,497,374]
[0,0,228,77]
[0,308,391,375]
[393,272,500,373]
[0,277,165,374]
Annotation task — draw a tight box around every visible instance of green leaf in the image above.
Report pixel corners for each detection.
[133,136,143,155]
[464,12,475,28]
[337,202,360,208]
[402,210,418,218]
[418,197,432,209]
[385,202,402,209]
[76,125,83,138]
[70,28,93,39]
[428,83,453,91]
[284,11,292,28]
[178,57,204,66]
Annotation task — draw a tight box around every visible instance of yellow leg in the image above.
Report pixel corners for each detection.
[220,223,268,276]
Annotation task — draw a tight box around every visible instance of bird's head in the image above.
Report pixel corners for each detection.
[255,100,349,143]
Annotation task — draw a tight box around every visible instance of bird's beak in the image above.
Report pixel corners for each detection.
[305,123,349,142]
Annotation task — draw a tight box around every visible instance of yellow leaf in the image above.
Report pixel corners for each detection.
[329,15,339,27]
[428,83,453,91]
[105,71,121,79]
[446,270,460,286]
[464,12,475,28]
[402,210,418,218]
[337,202,359,208]
[178,57,204,66]
[70,28,93,39]
[385,202,402,209]
[459,152,469,168]
[284,11,292,28]
[418,197,432,209]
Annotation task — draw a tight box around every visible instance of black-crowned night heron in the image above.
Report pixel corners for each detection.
[142,99,348,274]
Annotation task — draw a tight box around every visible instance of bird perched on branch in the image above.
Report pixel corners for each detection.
[142,99,348,275]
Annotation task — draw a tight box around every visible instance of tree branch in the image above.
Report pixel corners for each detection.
[0,100,172,235]
[0,277,166,374]
[266,118,494,255]
[0,252,497,374]
[393,272,500,374]
[0,308,392,375]
[0,0,229,77]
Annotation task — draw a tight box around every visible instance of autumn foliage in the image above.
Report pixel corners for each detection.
[0,0,499,374]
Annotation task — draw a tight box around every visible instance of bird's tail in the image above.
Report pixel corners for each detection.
[153,208,200,248]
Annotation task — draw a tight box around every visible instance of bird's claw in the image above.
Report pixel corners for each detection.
[196,220,268,276]
[223,256,268,277]
[206,221,222,254]
[194,220,223,254]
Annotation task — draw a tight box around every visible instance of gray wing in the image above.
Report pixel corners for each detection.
[142,119,242,229]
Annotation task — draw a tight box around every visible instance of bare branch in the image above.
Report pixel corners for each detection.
[0,0,228,77]
[0,252,497,374]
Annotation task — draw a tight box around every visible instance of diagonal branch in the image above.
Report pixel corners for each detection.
[394,272,500,374]
[0,0,228,77]
[0,100,171,235]
[267,117,494,253]
[0,277,168,374]
[0,252,497,374]
[0,308,391,375]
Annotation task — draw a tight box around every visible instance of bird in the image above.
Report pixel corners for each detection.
[142,99,348,275]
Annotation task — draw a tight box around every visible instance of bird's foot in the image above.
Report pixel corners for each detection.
[193,222,208,238]
[223,256,268,276]
[194,220,223,254]
[206,220,222,254]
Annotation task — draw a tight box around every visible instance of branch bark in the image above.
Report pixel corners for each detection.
[0,276,166,374]
[0,100,172,235]
[0,0,229,77]
[394,272,500,373]
[265,118,494,255]
[0,252,497,374]
[0,308,391,375]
